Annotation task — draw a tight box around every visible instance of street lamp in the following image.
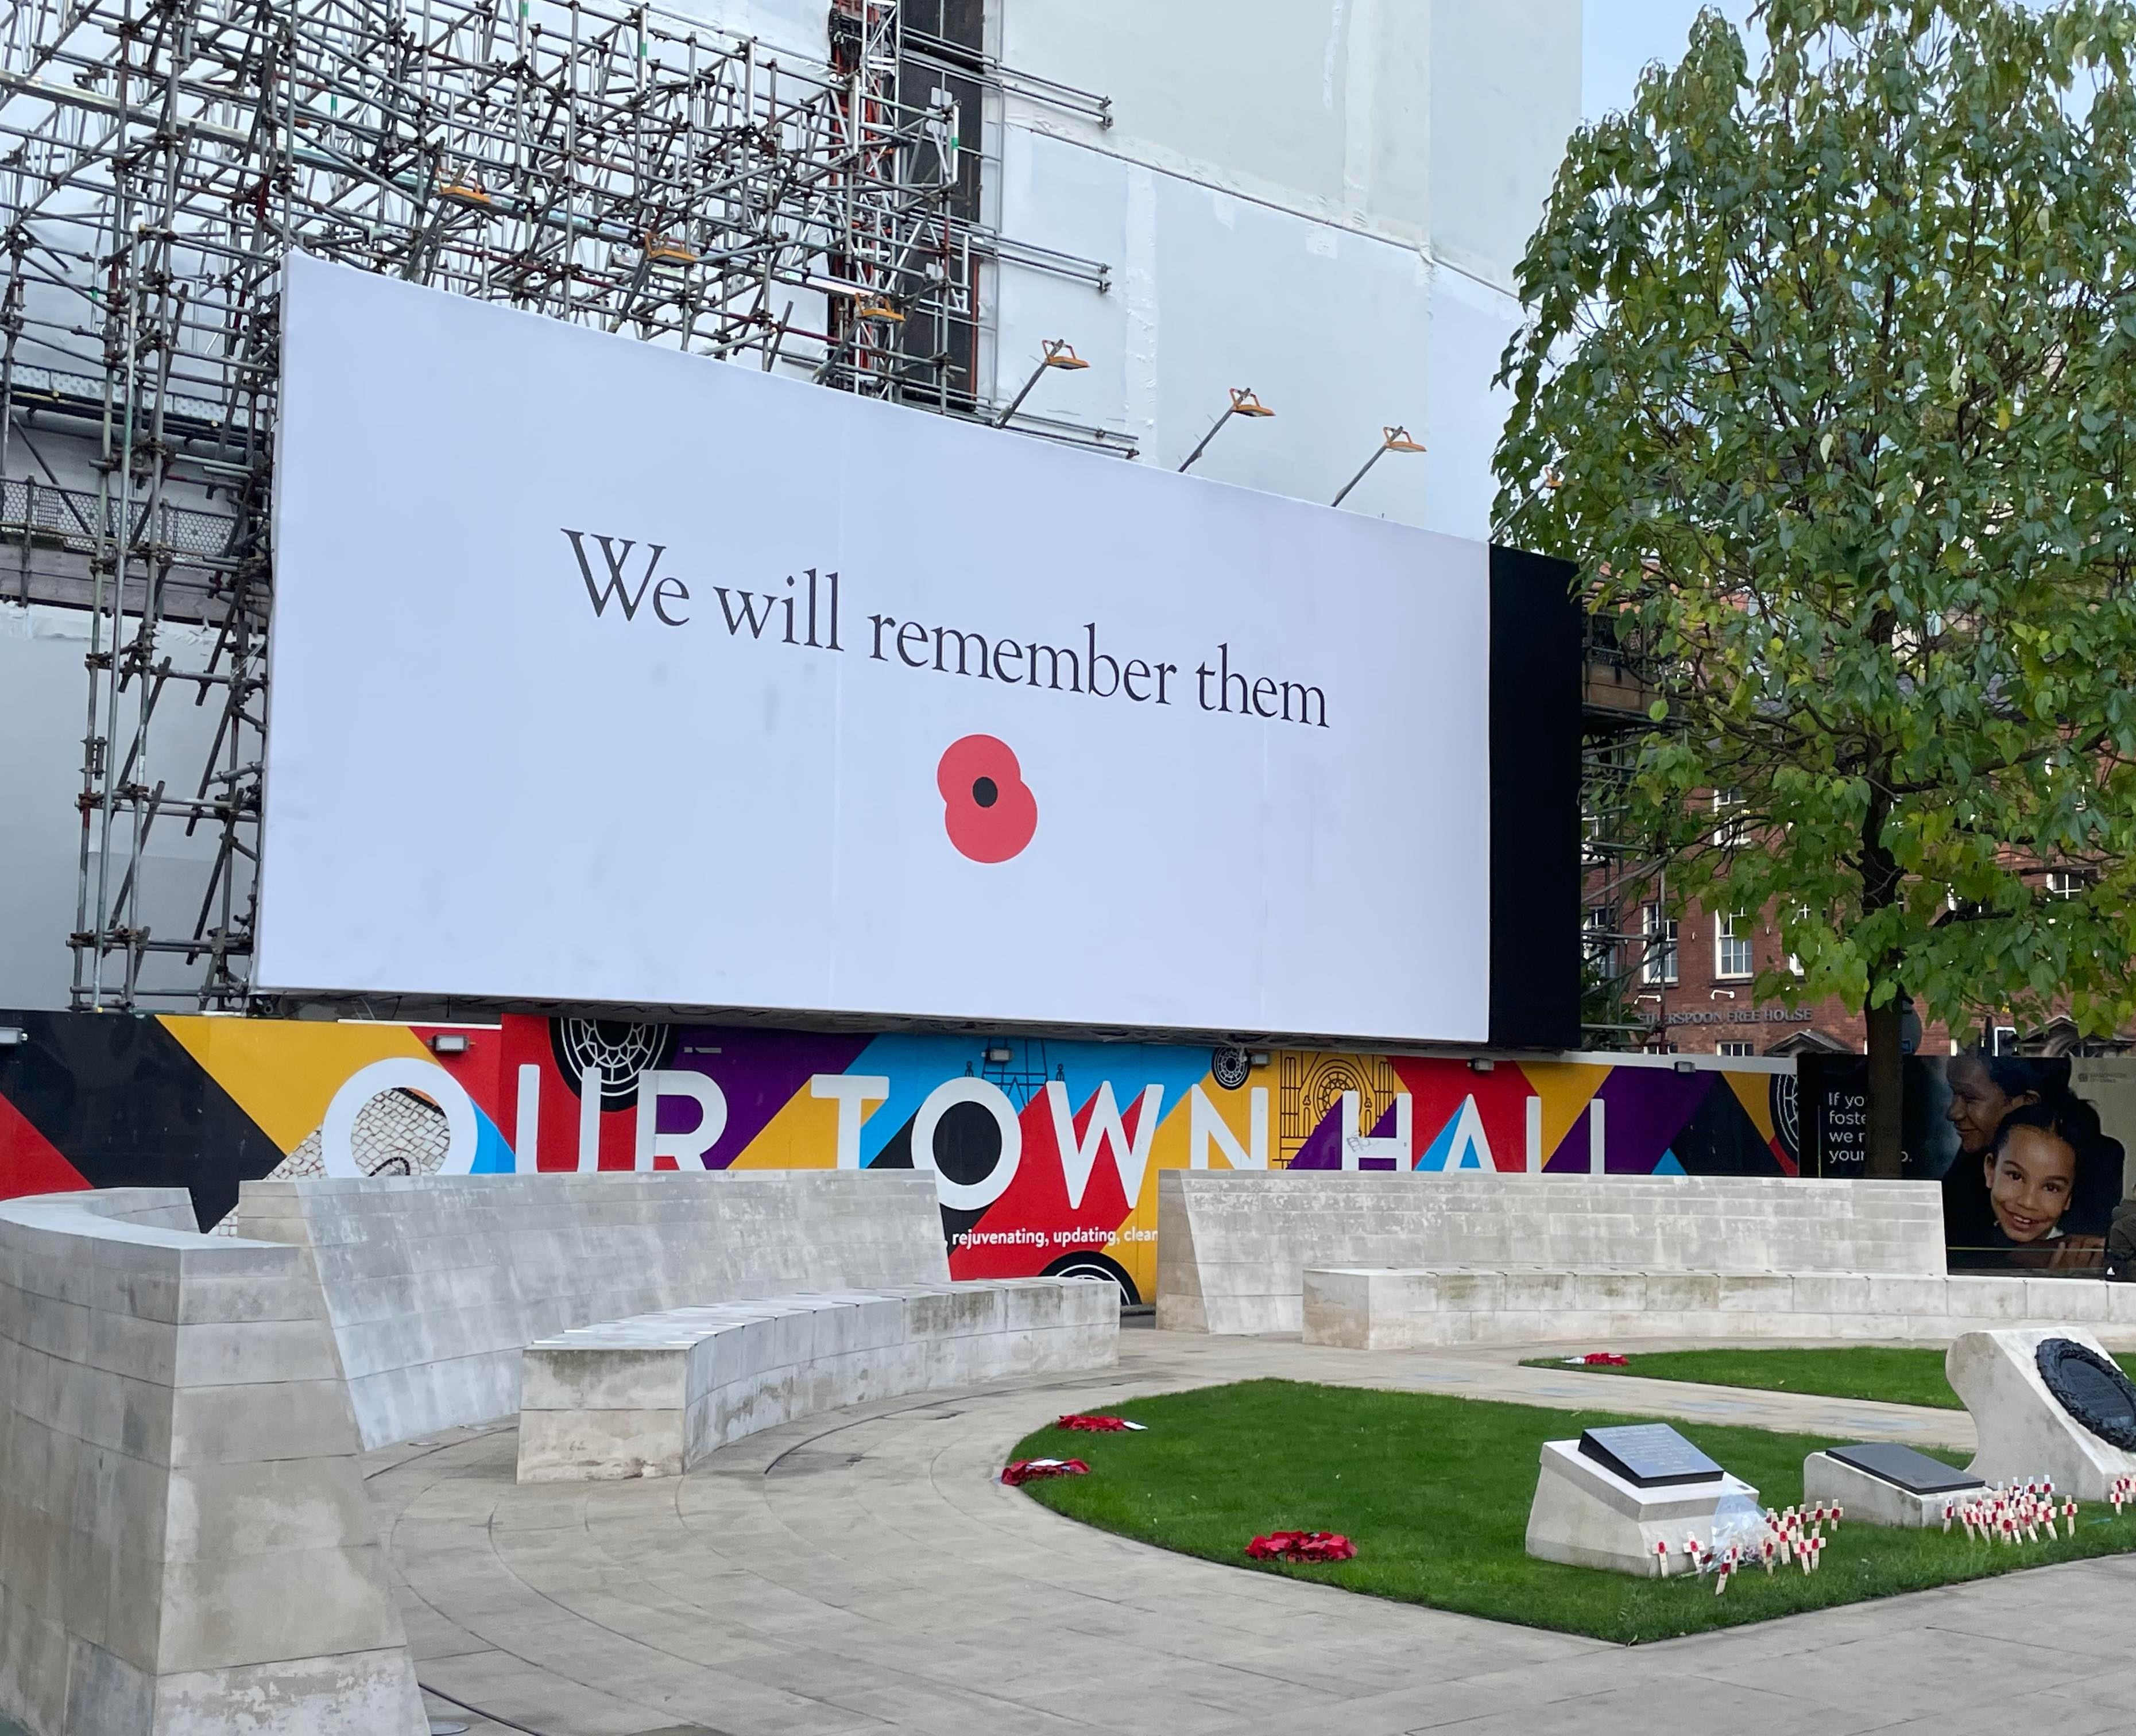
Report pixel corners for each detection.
[993,339,1090,428]
[1177,386,1274,472]
[1330,425,1426,507]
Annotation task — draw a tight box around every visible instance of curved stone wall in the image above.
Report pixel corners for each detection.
[223,1169,956,1448]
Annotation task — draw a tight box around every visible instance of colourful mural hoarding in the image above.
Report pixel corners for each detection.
[0,1012,1798,1301]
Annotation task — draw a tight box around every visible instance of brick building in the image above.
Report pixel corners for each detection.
[1577,619,2108,1061]
[1602,896,1960,1058]
[1612,895,2131,1059]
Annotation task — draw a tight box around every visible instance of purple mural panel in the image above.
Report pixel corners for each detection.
[656,1027,876,1165]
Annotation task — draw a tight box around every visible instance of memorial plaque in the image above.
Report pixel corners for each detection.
[1576,1424,1723,1488]
[1828,1441,1984,1496]
[2036,1337,2136,1450]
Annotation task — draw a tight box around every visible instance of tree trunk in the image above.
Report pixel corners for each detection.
[1859,758,1905,1181]
[1864,997,1905,1180]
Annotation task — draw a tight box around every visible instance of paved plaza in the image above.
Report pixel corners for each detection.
[374,1330,2136,1736]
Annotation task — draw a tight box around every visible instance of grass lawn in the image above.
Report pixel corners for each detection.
[1516,1345,2136,1411]
[1011,1379,2136,1644]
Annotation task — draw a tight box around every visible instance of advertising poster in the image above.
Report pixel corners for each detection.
[1800,1052,2136,1274]
[1,1012,1797,1303]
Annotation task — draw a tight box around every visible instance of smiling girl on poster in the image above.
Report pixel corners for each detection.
[1953,1098,2122,1272]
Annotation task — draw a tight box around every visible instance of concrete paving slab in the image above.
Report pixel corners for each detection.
[361,1331,2130,1736]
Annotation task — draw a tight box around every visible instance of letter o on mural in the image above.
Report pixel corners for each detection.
[910,1076,1021,1211]
[320,1057,482,1179]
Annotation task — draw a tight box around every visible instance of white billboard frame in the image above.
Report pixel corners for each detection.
[261,254,1496,1044]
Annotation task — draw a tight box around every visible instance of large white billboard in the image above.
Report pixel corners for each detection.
[262,254,1493,1041]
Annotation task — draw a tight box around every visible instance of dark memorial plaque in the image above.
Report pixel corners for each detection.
[1577,1424,1723,1489]
[2036,1338,2136,1451]
[1827,1441,1984,1496]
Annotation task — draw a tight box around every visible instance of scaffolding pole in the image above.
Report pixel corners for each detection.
[1579,611,1670,1048]
[0,0,1113,1011]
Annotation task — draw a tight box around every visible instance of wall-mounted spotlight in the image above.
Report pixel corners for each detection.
[1672,1059,1697,1075]
[643,232,699,270]
[984,1044,1015,1065]
[1178,387,1274,472]
[1248,1050,1272,1070]
[428,1032,472,1056]
[0,1026,25,1048]
[1330,425,1426,507]
[1468,1057,1495,1075]
[995,338,1090,428]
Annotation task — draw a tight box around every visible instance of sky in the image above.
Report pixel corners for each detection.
[1583,0,1760,120]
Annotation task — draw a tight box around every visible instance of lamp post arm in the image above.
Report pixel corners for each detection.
[1330,444,1387,508]
[993,357,1053,428]
[1177,405,1235,473]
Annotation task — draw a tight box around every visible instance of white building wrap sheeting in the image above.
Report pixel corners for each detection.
[261,254,1493,1040]
[992,129,1445,519]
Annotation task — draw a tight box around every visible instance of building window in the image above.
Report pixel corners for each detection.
[1718,1041,1755,1057]
[1715,913,1754,981]
[1583,906,1616,972]
[1712,788,1747,848]
[1784,902,1810,977]
[2047,869,2085,900]
[1644,1041,1680,1054]
[1640,906,1678,985]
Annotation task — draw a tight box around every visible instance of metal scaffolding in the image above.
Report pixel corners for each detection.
[0,0,1112,1010]
[1578,611,1669,1049]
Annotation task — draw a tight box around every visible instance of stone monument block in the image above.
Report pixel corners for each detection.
[0,1189,426,1736]
[1803,1442,1984,1528]
[1947,1327,2136,1501]
[1525,1426,1760,1575]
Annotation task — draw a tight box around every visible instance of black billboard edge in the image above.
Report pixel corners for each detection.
[1488,544,1582,1049]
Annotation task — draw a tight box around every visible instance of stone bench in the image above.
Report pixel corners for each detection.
[1303,1265,2136,1350]
[517,1277,1117,1481]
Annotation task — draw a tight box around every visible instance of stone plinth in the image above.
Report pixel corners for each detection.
[517,1278,1119,1482]
[0,1189,424,1736]
[1948,1327,2136,1501]
[1524,1439,1759,1576]
[1803,1449,1982,1528]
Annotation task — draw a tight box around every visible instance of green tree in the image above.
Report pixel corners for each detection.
[1497,0,2136,1177]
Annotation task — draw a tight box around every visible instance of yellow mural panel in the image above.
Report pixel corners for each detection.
[1723,1069,1781,1143]
[158,1017,434,1153]
[1276,1051,1400,1166]
[726,1085,843,1170]
[1146,1075,1262,1173]
[1515,1061,1608,1158]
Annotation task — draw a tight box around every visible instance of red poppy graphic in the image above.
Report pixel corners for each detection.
[937,734,1038,863]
